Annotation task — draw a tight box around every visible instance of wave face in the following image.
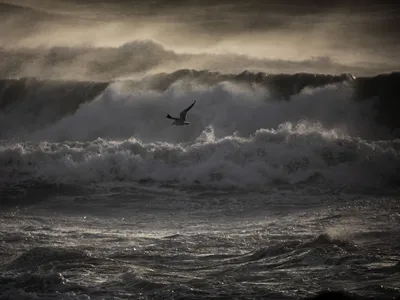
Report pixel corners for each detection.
[1,71,399,190]
[0,78,109,139]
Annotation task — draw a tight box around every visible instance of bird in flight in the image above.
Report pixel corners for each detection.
[166,101,196,126]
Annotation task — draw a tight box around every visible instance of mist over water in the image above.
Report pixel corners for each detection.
[1,0,400,79]
[19,81,378,142]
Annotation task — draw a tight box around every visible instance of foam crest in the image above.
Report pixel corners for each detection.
[1,123,399,189]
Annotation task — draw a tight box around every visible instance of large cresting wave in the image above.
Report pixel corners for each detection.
[1,74,399,190]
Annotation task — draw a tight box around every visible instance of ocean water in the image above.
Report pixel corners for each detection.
[1,70,399,300]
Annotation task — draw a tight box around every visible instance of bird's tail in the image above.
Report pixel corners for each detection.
[166,114,174,119]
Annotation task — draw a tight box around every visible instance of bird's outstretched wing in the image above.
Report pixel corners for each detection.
[179,101,196,120]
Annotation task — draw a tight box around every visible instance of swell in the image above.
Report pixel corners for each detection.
[129,69,355,100]
[123,70,400,134]
[0,71,352,109]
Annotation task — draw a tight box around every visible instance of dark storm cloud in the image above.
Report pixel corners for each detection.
[36,0,398,13]
[2,0,399,41]
[3,0,399,21]
[35,0,400,17]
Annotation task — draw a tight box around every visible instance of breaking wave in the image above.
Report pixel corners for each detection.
[1,121,399,190]
[0,70,399,190]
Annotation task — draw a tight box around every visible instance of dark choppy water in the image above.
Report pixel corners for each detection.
[1,183,400,300]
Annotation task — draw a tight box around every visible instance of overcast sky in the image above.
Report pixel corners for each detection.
[2,1,398,39]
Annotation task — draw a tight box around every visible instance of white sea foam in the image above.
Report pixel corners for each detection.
[1,121,398,189]
[1,80,398,189]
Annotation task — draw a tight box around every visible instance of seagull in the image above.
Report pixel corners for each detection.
[166,101,196,126]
